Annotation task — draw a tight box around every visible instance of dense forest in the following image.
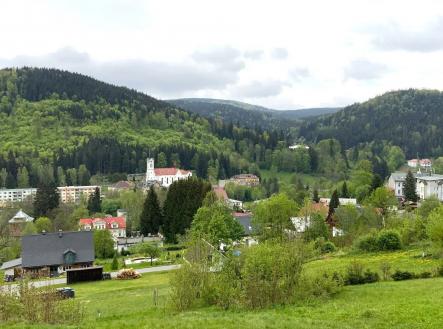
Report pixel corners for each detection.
[0,67,295,188]
[168,98,340,130]
[298,89,443,158]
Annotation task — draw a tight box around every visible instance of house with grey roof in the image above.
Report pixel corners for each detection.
[21,230,94,277]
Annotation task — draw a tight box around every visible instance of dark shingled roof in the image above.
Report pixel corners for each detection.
[21,231,94,268]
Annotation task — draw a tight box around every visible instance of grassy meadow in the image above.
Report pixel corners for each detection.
[4,248,443,329]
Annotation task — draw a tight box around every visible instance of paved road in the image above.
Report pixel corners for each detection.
[1,264,181,292]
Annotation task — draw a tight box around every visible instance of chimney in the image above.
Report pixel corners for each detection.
[58,229,63,238]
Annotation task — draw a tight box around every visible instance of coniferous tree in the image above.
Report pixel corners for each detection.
[341,181,349,198]
[313,189,320,203]
[87,187,102,214]
[163,178,211,243]
[404,170,418,202]
[326,189,340,227]
[34,182,60,217]
[140,188,163,236]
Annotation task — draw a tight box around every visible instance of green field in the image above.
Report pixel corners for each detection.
[4,249,443,329]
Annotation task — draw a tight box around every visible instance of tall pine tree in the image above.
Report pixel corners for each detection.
[404,170,418,202]
[87,187,102,214]
[326,189,340,227]
[341,181,349,198]
[140,188,163,236]
[34,182,60,217]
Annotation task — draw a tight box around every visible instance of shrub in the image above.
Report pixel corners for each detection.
[111,254,119,270]
[297,273,343,300]
[380,262,392,281]
[345,261,379,285]
[418,271,432,279]
[377,230,402,251]
[355,233,379,252]
[0,280,84,324]
[437,266,443,277]
[314,238,336,254]
[363,269,380,283]
[392,270,415,281]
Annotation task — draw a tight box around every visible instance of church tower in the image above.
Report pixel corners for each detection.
[146,158,155,182]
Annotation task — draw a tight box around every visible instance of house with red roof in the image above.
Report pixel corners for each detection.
[145,158,192,187]
[79,216,126,239]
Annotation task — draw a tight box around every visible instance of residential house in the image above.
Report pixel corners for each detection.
[8,210,34,237]
[388,171,443,200]
[233,212,255,236]
[407,158,432,168]
[289,144,310,150]
[0,258,22,280]
[229,174,260,187]
[21,231,94,277]
[319,198,357,207]
[79,216,127,239]
[108,180,134,192]
[145,158,192,187]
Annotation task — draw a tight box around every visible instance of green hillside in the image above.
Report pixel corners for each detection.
[298,89,443,158]
[0,68,284,187]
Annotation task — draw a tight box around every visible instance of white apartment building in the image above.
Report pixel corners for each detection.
[0,188,37,205]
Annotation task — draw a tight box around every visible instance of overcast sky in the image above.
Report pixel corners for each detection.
[2,0,443,109]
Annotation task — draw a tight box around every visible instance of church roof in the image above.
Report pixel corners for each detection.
[154,168,190,176]
[9,210,34,224]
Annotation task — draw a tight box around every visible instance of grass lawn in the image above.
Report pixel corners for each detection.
[305,248,441,276]
[4,249,443,329]
[260,170,336,192]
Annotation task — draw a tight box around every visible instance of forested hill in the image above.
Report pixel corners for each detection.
[0,67,285,188]
[168,98,340,130]
[298,89,443,158]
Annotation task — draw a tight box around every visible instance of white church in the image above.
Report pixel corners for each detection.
[145,158,192,187]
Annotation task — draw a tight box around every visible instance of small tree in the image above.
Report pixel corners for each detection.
[404,170,418,202]
[35,217,52,233]
[111,254,119,270]
[94,230,115,259]
[312,189,320,203]
[87,187,102,214]
[341,181,350,198]
[139,243,161,265]
[326,189,340,227]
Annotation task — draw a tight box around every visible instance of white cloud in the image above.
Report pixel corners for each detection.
[344,59,388,80]
[271,48,289,60]
[2,0,443,107]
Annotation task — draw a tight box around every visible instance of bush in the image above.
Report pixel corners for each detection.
[355,230,402,252]
[170,239,319,311]
[391,270,415,281]
[345,261,379,285]
[437,266,443,277]
[377,230,402,251]
[0,280,84,324]
[164,245,186,251]
[314,238,336,254]
[418,271,432,279]
[355,233,379,252]
[322,241,336,253]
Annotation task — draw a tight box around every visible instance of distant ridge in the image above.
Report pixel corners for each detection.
[168,98,341,129]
